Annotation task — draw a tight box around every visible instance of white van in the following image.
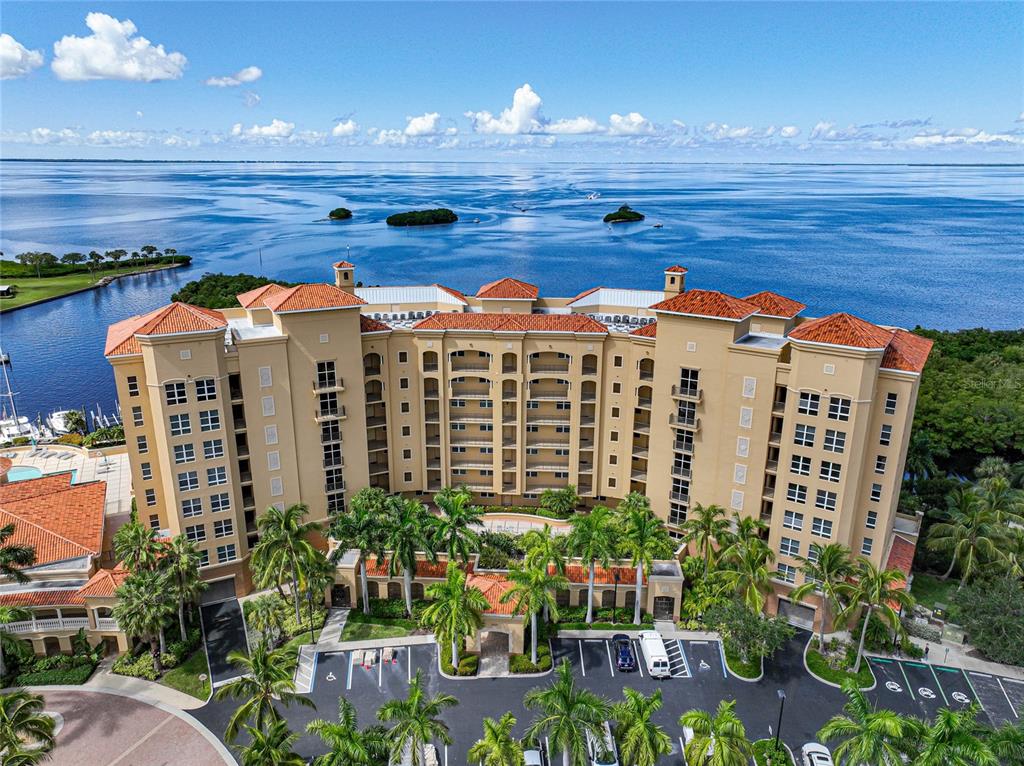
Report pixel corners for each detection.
[638,630,671,679]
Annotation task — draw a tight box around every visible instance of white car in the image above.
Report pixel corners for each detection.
[587,721,619,766]
[801,743,835,766]
[523,749,544,766]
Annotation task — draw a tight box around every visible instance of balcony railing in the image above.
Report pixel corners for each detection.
[669,413,700,431]
[673,440,694,454]
[325,480,346,493]
[529,364,570,374]
[670,490,690,504]
[631,470,648,482]
[363,366,382,378]
[423,362,439,373]
[6,617,90,634]
[451,361,491,372]
[671,465,692,480]
[314,376,345,392]
[639,369,654,381]
[314,405,347,422]
[424,389,440,400]
[365,415,387,428]
[671,385,702,402]
[581,367,598,376]
[322,457,344,469]
[95,617,120,631]
[636,397,653,409]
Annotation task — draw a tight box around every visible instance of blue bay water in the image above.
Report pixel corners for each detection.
[0,160,1021,422]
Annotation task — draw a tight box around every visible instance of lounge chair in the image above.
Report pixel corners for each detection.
[365,649,378,666]
[382,647,395,664]
[353,650,365,667]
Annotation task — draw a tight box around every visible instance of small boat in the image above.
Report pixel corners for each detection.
[586,192,601,200]
[46,410,76,435]
[653,223,663,229]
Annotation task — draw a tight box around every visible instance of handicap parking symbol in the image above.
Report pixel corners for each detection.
[885,681,903,693]
[699,660,710,671]
[919,687,935,700]
[326,672,336,682]
[952,692,970,704]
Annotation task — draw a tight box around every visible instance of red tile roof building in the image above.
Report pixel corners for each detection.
[476,277,540,300]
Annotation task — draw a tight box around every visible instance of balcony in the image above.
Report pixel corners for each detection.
[233,417,247,431]
[424,411,441,424]
[229,387,244,402]
[579,415,596,426]
[365,415,387,429]
[669,413,700,431]
[636,397,652,410]
[368,464,389,476]
[673,440,694,455]
[582,366,598,377]
[427,458,441,469]
[423,387,440,400]
[670,490,690,504]
[765,460,778,474]
[5,616,90,634]
[450,413,493,424]
[526,415,571,426]
[367,439,388,452]
[451,438,494,448]
[314,376,345,392]
[671,385,703,403]
[529,393,570,402]
[314,406,347,422]
[363,366,382,378]
[639,369,654,381]
[502,483,517,493]
[526,461,570,471]
[578,463,593,474]
[671,465,692,480]
[502,391,517,400]
[772,400,786,415]
[325,480,346,493]
[423,362,439,373]
[579,440,594,450]
[631,470,648,482]
[425,435,441,446]
[768,431,782,446]
[239,470,253,484]
[95,617,120,631]
[632,447,649,459]
[451,360,491,373]
[365,391,384,404]
[452,460,495,470]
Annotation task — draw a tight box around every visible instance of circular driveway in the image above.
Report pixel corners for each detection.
[39,689,231,765]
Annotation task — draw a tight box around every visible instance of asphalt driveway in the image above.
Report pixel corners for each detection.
[200,598,249,685]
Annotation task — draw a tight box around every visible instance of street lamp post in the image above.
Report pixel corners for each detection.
[612,571,620,624]
[774,689,786,751]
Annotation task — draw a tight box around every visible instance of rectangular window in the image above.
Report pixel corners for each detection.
[742,376,757,398]
[451,423,467,431]
[611,406,620,418]
[783,510,803,531]
[398,351,408,364]
[452,446,467,454]
[197,549,210,567]
[132,406,144,427]
[452,399,467,409]
[555,401,570,411]
[739,406,753,429]
[452,468,467,476]
[164,382,187,406]
[791,455,811,476]
[399,377,409,390]
[206,466,227,486]
[181,497,203,518]
[794,423,816,447]
[669,505,687,526]
[554,471,569,479]
[144,488,156,507]
[169,413,191,436]
[879,424,893,446]
[261,396,275,417]
[482,423,495,432]
[210,493,231,513]
[268,450,282,471]
[258,366,272,388]
[798,392,820,416]
[780,537,800,557]
[213,519,233,538]
[178,471,199,492]
[148,514,160,530]
[820,461,842,483]
[866,510,878,529]
[199,409,221,432]
[823,429,846,453]
[776,564,796,584]
[217,544,237,563]
[264,425,278,445]
[733,464,747,485]
[870,483,883,502]
[203,439,224,460]
[555,425,570,434]
[185,525,206,543]
[401,425,411,437]
[861,537,873,556]
[137,435,148,454]
[730,490,744,510]
[173,443,195,464]
[828,397,851,421]
[400,402,410,414]
[812,517,833,539]
[612,382,622,394]
[610,431,619,442]
[195,378,217,401]
[613,356,623,368]
[403,471,413,482]
[140,462,152,481]
[736,437,750,458]
[482,399,494,409]
[815,489,837,511]
[787,483,807,504]
[884,392,898,415]
[402,449,412,460]
[875,455,887,474]
[316,360,336,389]
[127,376,140,397]
[270,477,283,496]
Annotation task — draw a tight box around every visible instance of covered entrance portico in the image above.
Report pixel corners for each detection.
[476,629,511,678]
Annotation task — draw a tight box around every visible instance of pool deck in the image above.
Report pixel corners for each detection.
[1,445,132,517]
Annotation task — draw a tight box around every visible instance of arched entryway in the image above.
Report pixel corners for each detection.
[477,630,511,678]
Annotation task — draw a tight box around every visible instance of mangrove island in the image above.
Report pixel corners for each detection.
[386,208,458,227]
[603,205,646,223]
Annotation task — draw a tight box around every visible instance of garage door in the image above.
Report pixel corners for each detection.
[653,596,675,620]
[200,576,237,605]
[778,598,815,629]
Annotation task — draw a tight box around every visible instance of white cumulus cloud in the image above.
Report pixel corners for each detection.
[205,65,262,87]
[404,112,442,136]
[548,116,603,134]
[331,119,359,137]
[52,13,186,81]
[0,33,44,79]
[231,118,294,138]
[466,83,545,134]
[608,112,654,135]
[780,126,801,138]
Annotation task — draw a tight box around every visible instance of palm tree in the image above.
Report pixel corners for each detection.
[927,486,1004,585]
[247,592,288,646]
[214,639,315,744]
[0,690,56,757]
[523,659,610,766]
[567,507,617,624]
[791,543,854,649]
[539,485,580,517]
[112,569,175,670]
[1002,527,1024,580]
[613,688,671,766]
[0,523,35,583]
[252,503,322,622]
[678,700,753,766]
[976,476,1024,525]
[522,524,566,622]
[308,698,390,766]
[236,719,306,766]
[717,537,775,613]
[727,513,768,547]
[433,487,483,563]
[986,720,1024,765]
[817,679,921,766]
[913,704,997,766]
[329,487,387,614]
[0,606,30,679]
[681,503,730,578]
[501,563,567,665]
[621,506,669,625]
[905,430,946,489]
[112,518,165,572]
[420,562,489,667]
[378,669,458,766]
[468,712,525,766]
[975,457,1011,484]
[381,496,437,617]
[161,534,207,642]
[836,558,915,674]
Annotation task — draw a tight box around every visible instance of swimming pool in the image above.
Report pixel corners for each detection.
[6,465,43,482]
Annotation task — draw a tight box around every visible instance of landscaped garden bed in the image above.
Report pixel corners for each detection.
[806,638,874,688]
[509,643,552,674]
[551,604,653,631]
[724,645,762,679]
[753,738,795,766]
[9,629,100,686]
[159,646,211,700]
[113,626,202,682]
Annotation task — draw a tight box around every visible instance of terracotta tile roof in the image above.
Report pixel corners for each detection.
[237,283,287,309]
[789,312,894,349]
[630,322,658,338]
[664,265,688,274]
[743,291,807,319]
[333,260,355,269]
[567,286,602,304]
[105,303,227,356]
[0,590,85,608]
[413,313,608,334]
[466,573,520,616]
[651,289,759,320]
[885,535,916,578]
[556,564,639,586]
[881,329,933,373]
[0,473,74,503]
[360,315,392,333]
[0,479,106,567]
[77,564,131,598]
[262,283,367,313]
[364,557,473,579]
[434,284,468,303]
[476,277,539,300]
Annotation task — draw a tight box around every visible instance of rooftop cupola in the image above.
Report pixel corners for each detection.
[333,260,356,294]
[663,265,688,297]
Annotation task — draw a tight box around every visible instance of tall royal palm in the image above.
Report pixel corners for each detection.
[329,487,387,614]
[817,679,921,766]
[976,476,1024,525]
[308,698,390,766]
[0,690,56,759]
[433,487,484,564]
[214,639,315,744]
[500,563,567,666]
[252,503,322,622]
[926,486,1004,586]
[524,659,610,766]
[678,700,753,766]
[613,688,672,766]
[836,558,915,674]
[236,719,306,766]
[467,712,525,766]
[112,569,175,669]
[913,704,997,766]
[522,524,566,623]
[567,507,617,624]
[0,523,34,583]
[621,506,670,625]
[718,537,775,613]
[161,534,207,641]
[382,496,437,617]
[420,562,489,667]
[378,669,458,766]
[112,518,165,572]
[681,503,730,578]
[0,606,30,679]
[791,542,854,649]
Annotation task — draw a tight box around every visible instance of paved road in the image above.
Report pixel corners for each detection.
[200,599,249,686]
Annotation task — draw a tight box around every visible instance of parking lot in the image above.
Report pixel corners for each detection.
[191,632,1024,765]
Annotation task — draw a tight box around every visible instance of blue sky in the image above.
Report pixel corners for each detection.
[2,1,1022,161]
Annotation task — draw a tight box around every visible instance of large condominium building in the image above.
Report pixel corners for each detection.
[105,261,932,626]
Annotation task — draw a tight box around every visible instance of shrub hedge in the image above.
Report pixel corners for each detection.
[440,644,479,676]
[14,663,96,686]
[510,643,552,674]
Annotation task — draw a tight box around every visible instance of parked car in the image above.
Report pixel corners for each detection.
[681,726,715,766]
[524,749,545,766]
[612,634,637,672]
[801,743,834,766]
[587,721,619,766]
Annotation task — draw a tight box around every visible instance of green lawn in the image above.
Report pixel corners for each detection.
[910,573,957,614]
[0,264,177,311]
[806,648,874,688]
[724,647,762,679]
[341,621,412,641]
[282,627,322,653]
[159,648,212,701]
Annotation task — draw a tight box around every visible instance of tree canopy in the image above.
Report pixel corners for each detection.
[385,209,458,226]
[171,272,299,309]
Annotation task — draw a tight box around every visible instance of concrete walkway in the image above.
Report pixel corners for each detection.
[316,607,350,650]
[80,658,209,709]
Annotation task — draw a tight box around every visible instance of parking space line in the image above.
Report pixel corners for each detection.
[716,641,727,679]
[634,641,643,677]
[579,640,586,677]
[605,640,615,677]
[379,655,384,687]
[898,661,915,700]
[929,664,949,705]
[444,744,448,766]
[407,647,412,683]
[965,671,987,714]
[997,678,1019,719]
[346,652,354,690]
[678,640,691,677]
